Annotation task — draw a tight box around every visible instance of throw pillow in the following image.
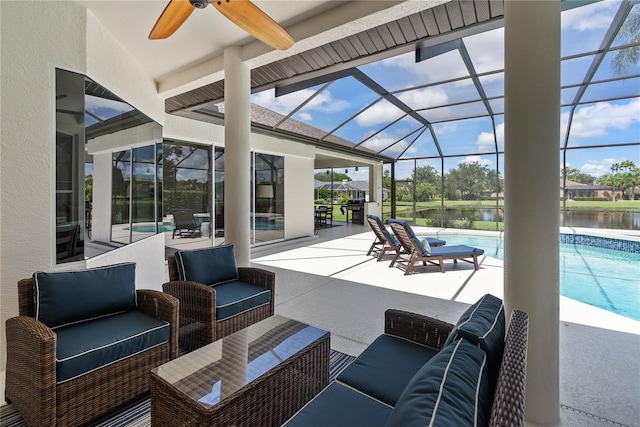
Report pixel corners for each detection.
[174,244,239,285]
[444,293,505,390]
[386,338,490,427]
[419,238,432,255]
[33,262,137,329]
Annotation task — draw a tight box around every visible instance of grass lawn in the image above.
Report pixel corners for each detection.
[388,199,640,210]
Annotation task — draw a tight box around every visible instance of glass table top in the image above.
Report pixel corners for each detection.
[153,315,328,408]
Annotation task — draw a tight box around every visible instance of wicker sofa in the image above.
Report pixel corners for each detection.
[164,244,275,353]
[283,294,529,427]
[4,263,178,427]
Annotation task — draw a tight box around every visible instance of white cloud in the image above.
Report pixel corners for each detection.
[562,2,617,31]
[463,28,504,73]
[433,122,458,134]
[397,87,449,110]
[580,157,624,177]
[562,99,640,139]
[379,50,467,87]
[356,100,405,127]
[364,132,416,157]
[251,88,349,115]
[298,112,312,122]
[476,122,504,150]
[461,155,492,167]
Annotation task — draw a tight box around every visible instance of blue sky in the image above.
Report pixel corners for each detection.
[253,0,640,183]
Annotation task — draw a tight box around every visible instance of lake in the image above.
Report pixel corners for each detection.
[409,207,640,230]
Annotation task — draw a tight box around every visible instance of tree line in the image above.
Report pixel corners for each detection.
[382,160,639,203]
[563,160,639,201]
[383,162,503,202]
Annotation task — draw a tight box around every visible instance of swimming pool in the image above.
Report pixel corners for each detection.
[131,223,174,233]
[420,232,640,321]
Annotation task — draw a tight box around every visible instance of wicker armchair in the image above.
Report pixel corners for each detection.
[165,245,275,353]
[4,265,178,427]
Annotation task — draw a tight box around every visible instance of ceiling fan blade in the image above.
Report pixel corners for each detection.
[212,0,294,50]
[149,0,195,40]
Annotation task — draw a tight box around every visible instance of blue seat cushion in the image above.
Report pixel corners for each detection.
[429,244,485,257]
[55,311,170,383]
[283,383,392,427]
[214,281,271,321]
[33,263,137,328]
[444,293,505,390]
[385,339,490,427]
[337,334,440,406]
[175,244,238,285]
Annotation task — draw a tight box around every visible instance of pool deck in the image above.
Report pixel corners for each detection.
[130,221,640,426]
[248,223,639,427]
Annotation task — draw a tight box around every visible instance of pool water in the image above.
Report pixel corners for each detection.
[425,233,640,321]
[132,221,283,233]
[131,223,174,233]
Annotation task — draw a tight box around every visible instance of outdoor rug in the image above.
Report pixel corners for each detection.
[0,349,356,427]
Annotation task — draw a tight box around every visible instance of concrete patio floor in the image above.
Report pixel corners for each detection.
[247,222,639,427]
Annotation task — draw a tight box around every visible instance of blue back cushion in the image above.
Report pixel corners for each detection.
[33,263,137,329]
[174,244,239,285]
[389,219,418,240]
[445,293,505,389]
[385,339,490,427]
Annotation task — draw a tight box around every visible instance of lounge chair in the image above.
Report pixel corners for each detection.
[171,208,202,239]
[366,215,445,261]
[388,219,484,275]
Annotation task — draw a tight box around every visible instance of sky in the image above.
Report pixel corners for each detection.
[252,0,640,182]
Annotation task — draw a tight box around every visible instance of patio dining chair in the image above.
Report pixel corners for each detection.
[366,215,445,261]
[388,219,484,275]
[171,208,202,239]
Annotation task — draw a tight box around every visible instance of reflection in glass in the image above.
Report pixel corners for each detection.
[55,69,85,263]
[163,141,213,241]
[253,153,284,245]
[112,150,131,245]
[131,145,158,242]
[214,148,225,238]
[56,68,162,261]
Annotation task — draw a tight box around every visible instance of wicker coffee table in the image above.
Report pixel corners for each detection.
[150,315,330,426]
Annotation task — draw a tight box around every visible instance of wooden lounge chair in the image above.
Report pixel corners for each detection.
[171,208,202,239]
[366,215,445,261]
[388,219,484,275]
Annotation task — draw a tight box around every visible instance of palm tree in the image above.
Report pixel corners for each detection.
[611,7,640,75]
[609,163,621,201]
[628,167,640,200]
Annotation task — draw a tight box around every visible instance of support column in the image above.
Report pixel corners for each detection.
[504,1,560,425]
[224,47,251,267]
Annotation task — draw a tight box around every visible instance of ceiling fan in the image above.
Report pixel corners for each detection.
[149,0,294,50]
